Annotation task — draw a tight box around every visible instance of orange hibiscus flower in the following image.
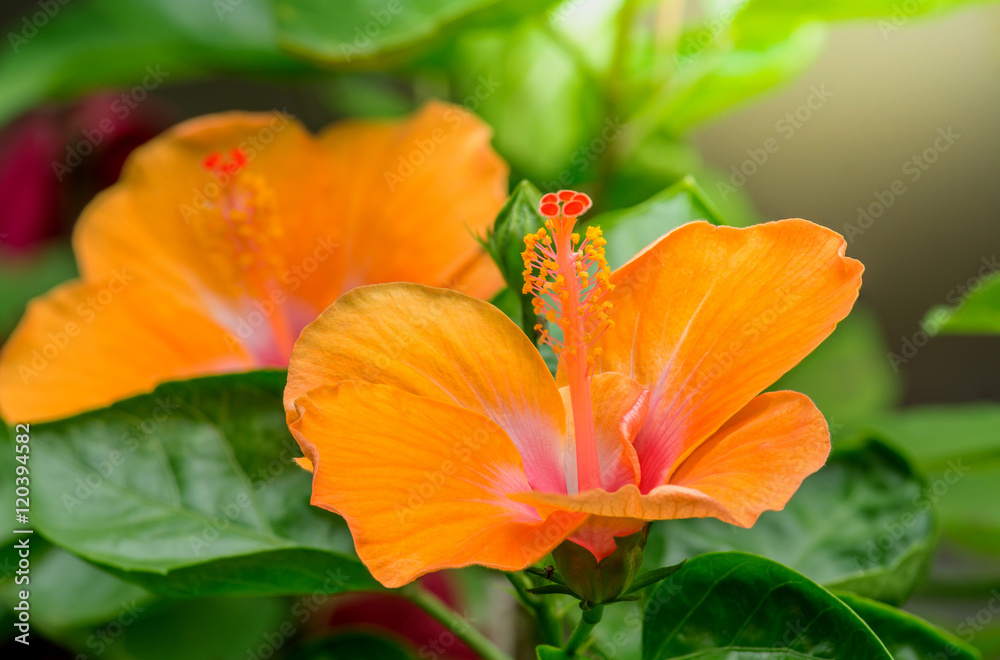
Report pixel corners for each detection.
[0,103,507,423]
[284,191,863,588]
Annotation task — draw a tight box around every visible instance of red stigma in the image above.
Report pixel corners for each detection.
[203,148,248,176]
[202,152,222,171]
[538,190,592,219]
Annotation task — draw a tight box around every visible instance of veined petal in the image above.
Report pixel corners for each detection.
[596,220,862,492]
[0,279,253,422]
[285,283,569,493]
[669,391,830,526]
[291,381,585,588]
[559,373,647,493]
[319,101,506,297]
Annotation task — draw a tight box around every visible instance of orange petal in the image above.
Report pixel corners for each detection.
[285,283,569,493]
[559,373,647,493]
[669,391,830,525]
[596,220,861,492]
[0,279,254,422]
[291,381,585,587]
[75,112,338,310]
[1,105,508,422]
[318,101,506,297]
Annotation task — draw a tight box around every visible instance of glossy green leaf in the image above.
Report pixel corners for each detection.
[291,632,415,660]
[651,441,936,605]
[588,176,727,270]
[0,545,154,633]
[0,0,312,126]
[773,306,903,438]
[642,552,892,659]
[866,405,1000,554]
[837,592,981,660]
[29,371,378,597]
[271,0,550,65]
[925,268,1000,335]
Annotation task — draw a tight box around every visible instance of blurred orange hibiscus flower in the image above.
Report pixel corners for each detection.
[284,191,863,588]
[0,102,507,422]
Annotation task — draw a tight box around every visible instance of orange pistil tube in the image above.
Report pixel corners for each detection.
[522,190,614,493]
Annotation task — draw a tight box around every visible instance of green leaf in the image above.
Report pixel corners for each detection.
[448,21,604,185]
[642,552,892,659]
[0,545,154,633]
[291,632,416,660]
[866,405,1000,554]
[925,267,1000,335]
[0,0,312,126]
[650,440,936,605]
[93,596,288,660]
[649,24,827,135]
[271,0,551,66]
[837,592,982,660]
[773,306,903,438]
[482,180,545,338]
[29,371,378,598]
[588,176,727,270]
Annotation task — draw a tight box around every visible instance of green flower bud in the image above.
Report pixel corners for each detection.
[551,526,648,606]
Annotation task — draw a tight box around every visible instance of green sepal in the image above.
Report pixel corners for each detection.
[625,559,687,595]
[550,526,649,606]
[525,584,580,597]
[480,180,546,339]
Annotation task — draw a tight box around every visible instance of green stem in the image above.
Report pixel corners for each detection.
[506,572,563,646]
[565,605,604,656]
[405,585,514,660]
